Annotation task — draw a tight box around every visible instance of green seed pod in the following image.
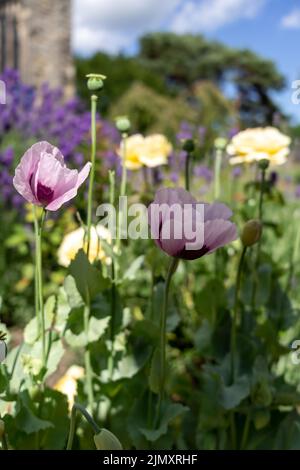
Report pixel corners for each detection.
[0,420,5,439]
[258,158,270,170]
[94,429,123,450]
[214,137,227,150]
[86,74,106,92]
[115,116,131,133]
[182,139,195,153]
[241,219,262,247]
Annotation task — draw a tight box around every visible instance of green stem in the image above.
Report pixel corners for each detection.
[66,403,101,450]
[157,257,179,421]
[241,410,251,450]
[230,246,247,383]
[251,166,266,309]
[1,433,8,450]
[117,132,127,253]
[108,261,116,379]
[84,302,94,415]
[33,206,46,369]
[214,149,222,200]
[108,170,116,378]
[185,151,192,191]
[120,132,127,199]
[229,411,237,450]
[86,94,98,256]
[258,168,266,221]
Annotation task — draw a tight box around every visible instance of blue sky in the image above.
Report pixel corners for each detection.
[72,0,300,123]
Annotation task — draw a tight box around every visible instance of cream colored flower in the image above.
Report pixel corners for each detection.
[54,365,84,410]
[117,134,144,170]
[117,133,172,169]
[58,225,111,267]
[227,127,291,166]
[140,134,172,168]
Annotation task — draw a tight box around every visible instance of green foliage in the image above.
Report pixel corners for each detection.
[109,82,197,136]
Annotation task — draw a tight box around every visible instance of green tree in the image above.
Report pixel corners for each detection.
[139,33,285,126]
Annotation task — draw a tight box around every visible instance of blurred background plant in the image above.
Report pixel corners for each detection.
[2,0,300,450]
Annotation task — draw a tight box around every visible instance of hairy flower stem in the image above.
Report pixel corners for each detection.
[230,246,247,383]
[33,206,46,369]
[214,149,222,200]
[86,94,98,256]
[84,93,98,414]
[157,257,179,424]
[66,403,101,450]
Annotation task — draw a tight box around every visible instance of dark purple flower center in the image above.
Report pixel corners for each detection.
[29,173,54,206]
[36,182,54,206]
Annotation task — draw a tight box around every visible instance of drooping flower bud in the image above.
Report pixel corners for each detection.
[115,116,131,133]
[94,429,123,450]
[241,219,262,247]
[86,74,107,92]
[182,139,195,153]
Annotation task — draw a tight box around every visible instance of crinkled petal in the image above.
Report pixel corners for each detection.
[204,219,238,254]
[203,202,233,221]
[46,162,91,211]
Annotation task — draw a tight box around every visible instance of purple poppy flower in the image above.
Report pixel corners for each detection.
[13,141,91,211]
[148,188,237,260]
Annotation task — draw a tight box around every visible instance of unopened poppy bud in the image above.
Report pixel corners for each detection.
[241,219,262,247]
[258,159,269,171]
[214,137,227,150]
[182,139,195,153]
[86,74,106,92]
[94,429,123,450]
[0,420,5,439]
[115,116,131,133]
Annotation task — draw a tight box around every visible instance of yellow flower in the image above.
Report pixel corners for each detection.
[57,225,111,267]
[54,365,84,410]
[117,133,172,170]
[140,134,172,168]
[118,134,144,170]
[227,127,291,166]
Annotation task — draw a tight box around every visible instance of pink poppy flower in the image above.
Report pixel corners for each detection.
[13,141,91,211]
[148,188,237,260]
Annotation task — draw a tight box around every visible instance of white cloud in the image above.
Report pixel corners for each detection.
[72,0,180,55]
[72,0,266,55]
[170,0,266,33]
[281,9,300,29]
